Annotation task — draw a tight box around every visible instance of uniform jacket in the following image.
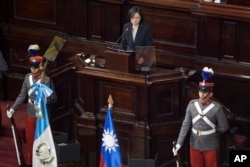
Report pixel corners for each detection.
[119,22,153,51]
[177,99,229,151]
[11,73,57,118]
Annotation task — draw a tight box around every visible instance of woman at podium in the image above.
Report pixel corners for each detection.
[120,6,153,51]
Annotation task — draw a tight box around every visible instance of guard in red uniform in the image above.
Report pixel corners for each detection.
[173,67,229,167]
[7,44,57,167]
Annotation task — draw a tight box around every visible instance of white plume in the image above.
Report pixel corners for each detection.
[28,44,40,51]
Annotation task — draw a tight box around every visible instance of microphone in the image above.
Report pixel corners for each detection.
[110,28,129,49]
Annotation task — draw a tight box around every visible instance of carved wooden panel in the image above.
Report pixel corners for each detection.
[143,7,199,55]
[3,0,250,69]
[100,81,137,115]
[238,22,250,64]
[88,2,104,41]
[88,1,122,42]
[221,20,237,61]
[14,0,57,24]
[70,0,88,37]
[228,0,250,6]
[102,3,122,42]
[50,65,77,133]
[0,0,6,22]
[214,75,250,117]
[9,42,31,71]
[149,81,182,123]
[200,17,220,59]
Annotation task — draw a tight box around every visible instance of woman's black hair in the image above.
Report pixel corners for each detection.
[127,6,144,25]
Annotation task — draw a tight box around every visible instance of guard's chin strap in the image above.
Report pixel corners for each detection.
[200,90,211,100]
[201,93,209,99]
[32,71,41,80]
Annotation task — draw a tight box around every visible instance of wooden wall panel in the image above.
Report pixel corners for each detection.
[5,0,250,69]
[70,0,88,37]
[88,1,123,43]
[0,0,7,22]
[100,82,136,114]
[15,0,56,24]
[7,0,88,36]
[238,22,250,64]
[50,64,77,134]
[118,137,130,164]
[88,2,104,41]
[228,0,250,6]
[201,17,220,59]
[55,0,88,37]
[95,77,141,122]
[221,20,237,61]
[149,81,181,123]
[214,75,250,117]
[8,41,31,72]
[143,7,199,55]
[103,4,122,43]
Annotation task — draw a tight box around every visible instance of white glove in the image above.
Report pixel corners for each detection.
[7,108,14,118]
[172,144,181,156]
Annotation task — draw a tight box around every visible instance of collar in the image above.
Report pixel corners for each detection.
[199,99,212,107]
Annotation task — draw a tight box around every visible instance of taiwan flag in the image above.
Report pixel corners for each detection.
[99,106,123,167]
[31,83,57,167]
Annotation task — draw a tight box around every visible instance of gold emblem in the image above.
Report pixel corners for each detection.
[35,142,55,165]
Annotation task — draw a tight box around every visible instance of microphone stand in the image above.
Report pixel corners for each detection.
[110,28,129,50]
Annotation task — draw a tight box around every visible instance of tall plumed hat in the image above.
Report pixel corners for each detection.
[28,44,43,67]
[199,67,214,92]
[28,44,40,56]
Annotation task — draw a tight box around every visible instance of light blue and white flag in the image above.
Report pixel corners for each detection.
[32,83,57,167]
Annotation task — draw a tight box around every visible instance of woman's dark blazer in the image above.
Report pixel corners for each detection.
[120,22,153,51]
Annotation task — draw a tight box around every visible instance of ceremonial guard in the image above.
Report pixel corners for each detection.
[173,67,229,167]
[7,44,57,167]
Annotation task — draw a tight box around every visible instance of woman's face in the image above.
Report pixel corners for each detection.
[130,12,141,26]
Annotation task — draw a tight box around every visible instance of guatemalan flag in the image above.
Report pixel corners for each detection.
[99,104,123,167]
[31,83,57,167]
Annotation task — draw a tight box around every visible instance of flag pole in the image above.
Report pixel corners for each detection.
[108,94,114,108]
[40,60,48,84]
[34,60,48,118]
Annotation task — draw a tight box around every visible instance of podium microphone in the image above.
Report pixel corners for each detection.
[110,28,129,49]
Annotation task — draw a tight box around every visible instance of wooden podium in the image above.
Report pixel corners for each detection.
[105,50,136,73]
[74,67,186,165]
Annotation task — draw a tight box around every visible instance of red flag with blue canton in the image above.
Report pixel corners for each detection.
[99,107,123,167]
